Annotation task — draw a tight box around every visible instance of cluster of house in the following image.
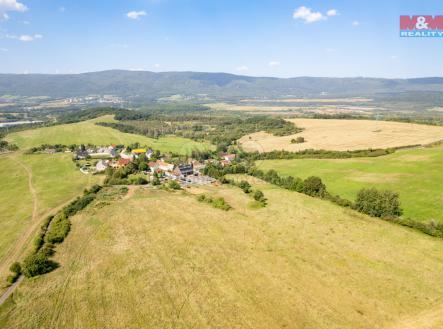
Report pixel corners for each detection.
[75,145,118,160]
[76,144,237,184]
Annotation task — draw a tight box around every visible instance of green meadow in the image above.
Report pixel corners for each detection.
[0,153,101,281]
[6,116,213,155]
[257,144,443,223]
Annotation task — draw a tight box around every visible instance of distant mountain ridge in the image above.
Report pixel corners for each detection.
[1,70,443,99]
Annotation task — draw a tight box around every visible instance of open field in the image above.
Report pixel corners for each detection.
[240,98,373,103]
[6,116,213,155]
[2,181,443,328]
[0,153,101,282]
[257,144,443,223]
[207,102,379,115]
[239,118,443,152]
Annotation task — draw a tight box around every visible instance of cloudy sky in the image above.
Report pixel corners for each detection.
[0,0,442,77]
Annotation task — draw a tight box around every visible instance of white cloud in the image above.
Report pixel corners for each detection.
[327,9,339,17]
[154,63,160,68]
[1,12,8,20]
[236,65,248,72]
[268,61,280,68]
[0,47,7,51]
[126,10,147,20]
[352,20,360,26]
[0,0,27,12]
[59,6,66,12]
[391,55,398,60]
[293,6,339,23]
[9,33,42,42]
[325,48,336,53]
[293,6,324,23]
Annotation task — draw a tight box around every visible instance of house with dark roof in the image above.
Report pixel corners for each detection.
[173,164,194,177]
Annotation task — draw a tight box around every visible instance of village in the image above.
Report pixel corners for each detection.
[73,144,237,186]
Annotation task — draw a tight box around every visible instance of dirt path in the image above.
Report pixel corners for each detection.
[122,185,137,200]
[389,303,443,329]
[0,276,23,306]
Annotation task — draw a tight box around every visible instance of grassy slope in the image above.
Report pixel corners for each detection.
[0,153,101,280]
[6,116,213,155]
[2,182,443,329]
[257,145,443,223]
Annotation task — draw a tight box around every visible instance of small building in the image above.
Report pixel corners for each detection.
[117,158,131,168]
[146,148,154,159]
[95,160,109,172]
[74,150,89,160]
[148,161,159,173]
[221,153,236,162]
[120,150,134,160]
[157,160,174,172]
[220,160,231,167]
[173,164,194,177]
[132,148,147,155]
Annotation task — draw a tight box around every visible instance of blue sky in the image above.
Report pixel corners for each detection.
[0,0,442,77]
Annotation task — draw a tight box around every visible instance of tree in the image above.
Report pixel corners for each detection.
[303,176,326,197]
[22,252,59,278]
[355,188,402,218]
[9,262,21,275]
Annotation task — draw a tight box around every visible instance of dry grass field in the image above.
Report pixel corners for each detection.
[207,103,378,115]
[239,118,443,152]
[2,181,443,329]
[0,153,101,284]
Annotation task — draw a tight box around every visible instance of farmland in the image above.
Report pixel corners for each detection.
[239,118,443,152]
[0,153,101,282]
[6,116,214,155]
[2,181,443,328]
[257,144,443,223]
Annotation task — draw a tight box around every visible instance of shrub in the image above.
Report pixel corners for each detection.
[45,214,71,244]
[9,262,22,275]
[303,176,327,197]
[212,197,232,211]
[238,180,252,193]
[197,194,231,211]
[253,190,267,206]
[290,136,305,144]
[168,180,181,190]
[22,252,59,278]
[355,188,402,218]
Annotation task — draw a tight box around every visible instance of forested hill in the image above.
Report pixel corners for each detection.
[1,70,443,99]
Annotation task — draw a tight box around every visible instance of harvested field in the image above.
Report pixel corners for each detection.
[239,118,443,152]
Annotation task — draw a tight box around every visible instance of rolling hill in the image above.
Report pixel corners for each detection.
[2,70,443,100]
[1,180,443,328]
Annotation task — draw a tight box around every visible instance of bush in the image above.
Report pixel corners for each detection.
[303,176,327,197]
[355,188,402,218]
[197,194,231,211]
[290,136,305,144]
[130,176,148,185]
[238,180,252,193]
[212,197,232,211]
[45,214,71,244]
[9,262,21,275]
[22,252,59,278]
[168,180,181,190]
